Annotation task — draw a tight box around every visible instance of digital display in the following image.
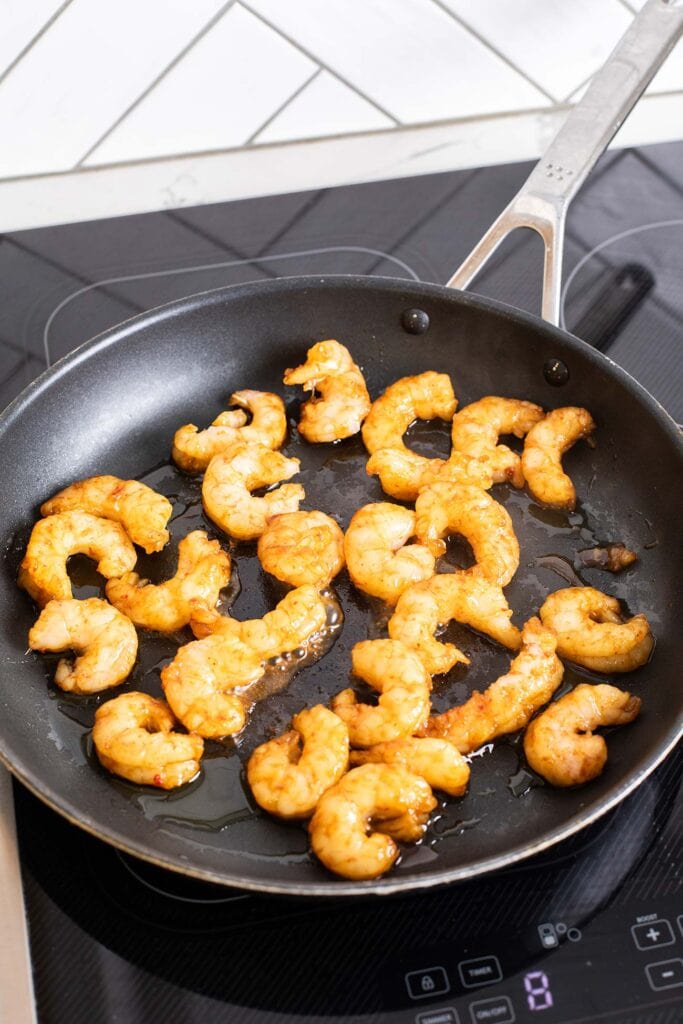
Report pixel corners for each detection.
[524,970,554,1011]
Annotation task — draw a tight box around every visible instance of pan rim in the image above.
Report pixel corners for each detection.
[2,273,682,896]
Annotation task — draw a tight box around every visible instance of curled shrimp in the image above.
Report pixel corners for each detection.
[189,584,329,660]
[366,448,493,502]
[331,638,431,747]
[524,683,641,786]
[521,406,596,510]
[161,632,264,738]
[257,510,345,588]
[202,441,304,541]
[419,617,563,752]
[388,573,521,675]
[451,397,545,487]
[172,390,287,472]
[344,502,435,605]
[93,692,204,789]
[41,475,172,554]
[28,597,138,694]
[105,531,231,633]
[351,737,470,797]
[309,763,436,880]
[539,586,653,673]
[361,372,457,478]
[247,705,349,818]
[283,340,370,442]
[18,511,137,607]
[414,482,519,584]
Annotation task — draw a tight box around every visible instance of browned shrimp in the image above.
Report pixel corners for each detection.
[451,397,544,487]
[351,737,470,797]
[257,510,345,588]
[344,502,435,605]
[172,390,287,472]
[283,340,371,442]
[521,406,595,510]
[419,617,563,752]
[524,683,641,786]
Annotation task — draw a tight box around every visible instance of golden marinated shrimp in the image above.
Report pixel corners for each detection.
[283,339,370,442]
[41,475,172,554]
[539,586,653,673]
[451,397,545,487]
[521,406,596,510]
[414,482,519,585]
[161,631,265,738]
[351,738,470,797]
[366,448,494,502]
[247,706,349,818]
[18,511,137,607]
[92,692,204,789]
[524,683,641,787]
[202,441,304,541]
[344,502,435,605]
[28,597,138,694]
[105,531,231,633]
[331,639,431,747]
[172,390,287,472]
[419,617,563,752]
[309,763,436,880]
[257,510,345,588]
[189,584,329,661]
[388,573,521,675]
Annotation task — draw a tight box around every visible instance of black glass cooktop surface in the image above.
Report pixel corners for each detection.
[2,139,682,1024]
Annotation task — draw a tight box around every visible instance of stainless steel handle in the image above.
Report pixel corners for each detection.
[446,0,683,324]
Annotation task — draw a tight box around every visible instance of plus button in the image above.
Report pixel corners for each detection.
[646,928,661,943]
[631,919,675,951]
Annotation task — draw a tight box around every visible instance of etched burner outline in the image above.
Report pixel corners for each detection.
[115,849,249,905]
[42,245,421,366]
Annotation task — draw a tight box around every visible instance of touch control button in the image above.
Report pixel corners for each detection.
[416,1008,460,1024]
[458,956,503,989]
[631,919,675,950]
[469,994,515,1023]
[645,959,683,991]
[406,966,450,1000]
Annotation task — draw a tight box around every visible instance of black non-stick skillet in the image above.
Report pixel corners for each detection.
[0,0,681,895]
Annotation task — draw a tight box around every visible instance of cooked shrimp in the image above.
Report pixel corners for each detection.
[105,531,231,633]
[189,584,328,661]
[309,763,436,880]
[161,632,265,738]
[539,586,653,673]
[247,705,349,818]
[414,482,519,584]
[93,692,204,789]
[351,737,470,797]
[202,441,304,541]
[172,390,287,472]
[28,597,137,694]
[257,510,345,588]
[41,475,172,554]
[451,397,545,487]
[419,617,563,752]
[344,502,435,605]
[361,373,457,481]
[522,406,596,510]
[331,639,431,747]
[388,573,521,675]
[524,683,641,786]
[18,511,137,607]
[366,448,493,502]
[283,340,370,442]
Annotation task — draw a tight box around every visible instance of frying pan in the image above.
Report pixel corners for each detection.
[1,0,682,896]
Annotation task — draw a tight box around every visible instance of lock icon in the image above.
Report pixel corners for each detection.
[421,974,436,992]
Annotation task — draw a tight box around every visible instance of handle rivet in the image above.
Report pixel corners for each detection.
[546,162,553,169]
[401,308,430,334]
[556,165,563,171]
[543,358,570,386]
[546,171,554,177]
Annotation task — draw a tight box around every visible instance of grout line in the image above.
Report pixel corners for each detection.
[0,0,74,89]
[428,0,558,104]
[75,0,238,167]
[238,0,401,126]
[247,67,322,145]
[616,0,638,14]
[561,69,594,105]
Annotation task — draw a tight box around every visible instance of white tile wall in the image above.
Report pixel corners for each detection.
[0,0,681,229]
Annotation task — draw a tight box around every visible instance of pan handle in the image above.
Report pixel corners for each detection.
[446,0,683,325]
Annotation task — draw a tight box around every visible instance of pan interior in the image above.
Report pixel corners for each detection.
[1,276,680,895]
